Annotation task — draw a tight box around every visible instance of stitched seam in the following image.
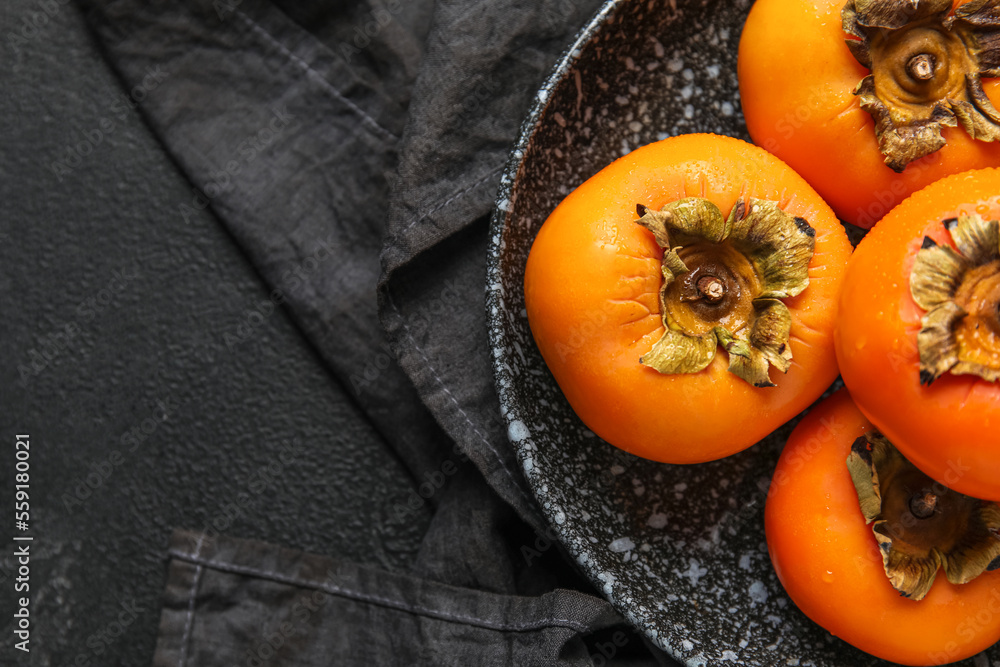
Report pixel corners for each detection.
[177,533,206,667]
[386,290,539,518]
[234,10,398,144]
[398,166,503,236]
[167,550,590,634]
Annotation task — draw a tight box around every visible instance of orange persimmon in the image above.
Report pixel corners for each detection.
[739,0,1000,228]
[836,168,1000,501]
[523,134,853,463]
[766,389,1000,666]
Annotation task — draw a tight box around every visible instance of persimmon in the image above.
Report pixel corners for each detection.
[523,134,852,463]
[739,0,1000,228]
[766,389,1000,666]
[835,168,1000,501]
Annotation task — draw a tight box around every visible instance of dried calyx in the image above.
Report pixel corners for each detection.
[847,430,1000,601]
[634,197,815,387]
[842,0,1000,172]
[910,212,1000,384]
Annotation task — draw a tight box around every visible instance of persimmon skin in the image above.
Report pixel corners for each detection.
[766,389,1000,666]
[523,134,852,463]
[835,169,1000,501]
[738,0,1000,229]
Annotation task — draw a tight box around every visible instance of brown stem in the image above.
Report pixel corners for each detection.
[906,53,936,81]
[696,275,725,304]
[909,490,939,519]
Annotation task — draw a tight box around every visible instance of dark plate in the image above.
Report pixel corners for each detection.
[485,1,999,665]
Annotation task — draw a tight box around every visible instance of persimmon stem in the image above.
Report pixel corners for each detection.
[907,53,935,82]
[909,491,939,519]
[696,275,725,304]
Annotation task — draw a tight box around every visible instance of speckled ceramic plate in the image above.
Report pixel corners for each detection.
[486,1,998,666]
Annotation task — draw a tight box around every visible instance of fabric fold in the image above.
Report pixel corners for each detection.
[77,0,458,503]
[377,0,609,535]
[75,1,678,664]
[153,530,626,666]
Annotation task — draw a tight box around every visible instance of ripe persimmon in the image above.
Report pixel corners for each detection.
[836,168,1000,501]
[767,389,1000,666]
[739,0,1000,228]
[523,134,852,463]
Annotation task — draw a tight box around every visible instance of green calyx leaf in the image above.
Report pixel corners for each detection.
[634,197,814,387]
[842,0,1000,171]
[911,213,1000,384]
[847,431,1000,601]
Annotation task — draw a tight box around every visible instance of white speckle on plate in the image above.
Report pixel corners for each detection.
[609,537,635,553]
[508,420,530,442]
[749,580,768,604]
[739,554,752,570]
[647,513,667,529]
[598,570,616,595]
[682,639,694,651]
[676,558,708,586]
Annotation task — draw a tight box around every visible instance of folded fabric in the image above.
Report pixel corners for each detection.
[154,530,643,667]
[77,0,681,663]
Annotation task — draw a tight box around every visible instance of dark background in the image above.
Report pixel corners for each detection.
[0,1,430,664]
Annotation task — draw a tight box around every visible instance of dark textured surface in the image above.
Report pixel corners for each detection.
[0,2,428,665]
